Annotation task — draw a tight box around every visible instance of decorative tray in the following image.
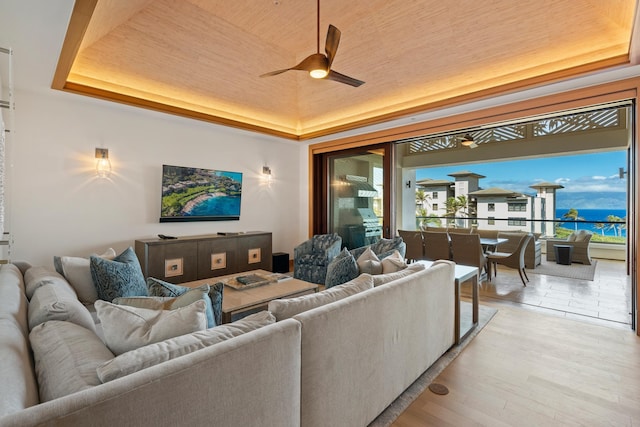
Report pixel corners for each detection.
[224,273,277,290]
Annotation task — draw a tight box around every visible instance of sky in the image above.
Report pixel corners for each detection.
[416,150,628,209]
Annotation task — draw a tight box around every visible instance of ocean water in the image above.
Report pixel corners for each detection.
[555,208,626,237]
[189,196,241,217]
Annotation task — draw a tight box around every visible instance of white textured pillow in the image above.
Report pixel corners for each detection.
[95,299,207,355]
[28,283,96,332]
[269,275,374,321]
[97,311,275,383]
[29,320,114,401]
[60,248,117,304]
[112,296,167,310]
[357,247,382,275]
[372,262,425,287]
[381,250,407,273]
[24,267,74,300]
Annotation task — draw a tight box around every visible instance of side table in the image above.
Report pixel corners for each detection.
[418,261,479,345]
[554,244,573,265]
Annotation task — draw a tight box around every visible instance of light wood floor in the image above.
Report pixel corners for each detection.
[392,258,640,426]
[467,258,632,329]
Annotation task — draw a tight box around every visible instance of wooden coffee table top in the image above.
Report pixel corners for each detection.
[179,270,319,314]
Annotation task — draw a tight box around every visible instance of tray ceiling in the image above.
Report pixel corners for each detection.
[55,0,637,140]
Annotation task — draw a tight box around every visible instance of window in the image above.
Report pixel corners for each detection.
[508,203,527,212]
[488,217,495,225]
[432,192,438,199]
[508,217,527,226]
[432,203,438,210]
[488,203,495,212]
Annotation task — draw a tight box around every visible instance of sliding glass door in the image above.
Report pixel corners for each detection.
[312,143,394,248]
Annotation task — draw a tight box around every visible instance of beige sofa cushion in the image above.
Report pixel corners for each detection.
[58,248,117,303]
[24,266,74,300]
[381,250,408,273]
[97,311,275,383]
[29,320,114,402]
[268,274,373,321]
[28,282,96,332]
[356,247,383,274]
[95,299,207,355]
[372,262,425,287]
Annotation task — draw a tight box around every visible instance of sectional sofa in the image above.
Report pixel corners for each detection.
[0,255,455,426]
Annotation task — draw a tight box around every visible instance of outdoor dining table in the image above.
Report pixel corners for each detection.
[479,237,508,252]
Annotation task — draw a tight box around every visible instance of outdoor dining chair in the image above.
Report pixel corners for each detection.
[486,232,533,286]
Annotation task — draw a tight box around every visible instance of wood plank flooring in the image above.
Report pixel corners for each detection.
[392,305,640,426]
[392,258,640,426]
[468,258,632,329]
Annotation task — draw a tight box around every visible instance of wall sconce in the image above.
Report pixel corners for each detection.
[405,180,411,188]
[95,148,111,178]
[262,165,272,186]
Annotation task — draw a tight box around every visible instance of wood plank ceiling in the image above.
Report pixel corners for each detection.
[55,0,637,140]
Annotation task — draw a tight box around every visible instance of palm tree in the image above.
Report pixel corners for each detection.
[606,214,623,237]
[445,195,470,227]
[594,222,607,236]
[415,189,429,211]
[562,208,584,231]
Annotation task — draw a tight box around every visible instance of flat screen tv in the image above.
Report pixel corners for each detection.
[160,164,242,222]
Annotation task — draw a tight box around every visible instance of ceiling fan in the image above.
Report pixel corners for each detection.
[457,134,478,149]
[260,0,364,87]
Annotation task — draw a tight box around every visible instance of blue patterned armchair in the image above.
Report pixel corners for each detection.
[294,233,342,284]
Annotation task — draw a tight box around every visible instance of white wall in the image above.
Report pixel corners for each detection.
[9,88,306,266]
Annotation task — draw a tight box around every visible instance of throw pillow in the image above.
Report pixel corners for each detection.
[148,277,223,327]
[381,250,407,274]
[97,311,275,383]
[95,299,208,355]
[372,262,425,287]
[29,320,114,401]
[268,274,373,321]
[116,284,215,328]
[325,248,359,288]
[90,247,148,302]
[28,282,97,332]
[57,248,117,304]
[356,247,383,275]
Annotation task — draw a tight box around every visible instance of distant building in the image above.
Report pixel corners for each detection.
[417,170,563,235]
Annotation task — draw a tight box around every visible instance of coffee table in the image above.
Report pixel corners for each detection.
[180,269,319,323]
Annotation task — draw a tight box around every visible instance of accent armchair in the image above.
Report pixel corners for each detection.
[294,233,342,284]
[546,230,593,265]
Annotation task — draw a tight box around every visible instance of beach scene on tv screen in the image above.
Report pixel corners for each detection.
[161,165,242,218]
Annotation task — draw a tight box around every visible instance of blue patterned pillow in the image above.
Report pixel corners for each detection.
[148,277,222,327]
[325,248,359,288]
[90,247,147,303]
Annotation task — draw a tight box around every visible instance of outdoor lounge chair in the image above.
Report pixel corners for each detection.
[546,230,593,265]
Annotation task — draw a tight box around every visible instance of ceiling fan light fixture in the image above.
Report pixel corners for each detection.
[460,134,475,146]
[310,69,328,78]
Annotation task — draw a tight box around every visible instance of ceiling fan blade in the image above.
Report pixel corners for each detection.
[260,68,292,77]
[325,24,341,68]
[325,70,364,87]
[261,53,326,77]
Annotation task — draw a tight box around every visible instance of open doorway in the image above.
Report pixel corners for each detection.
[395,104,633,328]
